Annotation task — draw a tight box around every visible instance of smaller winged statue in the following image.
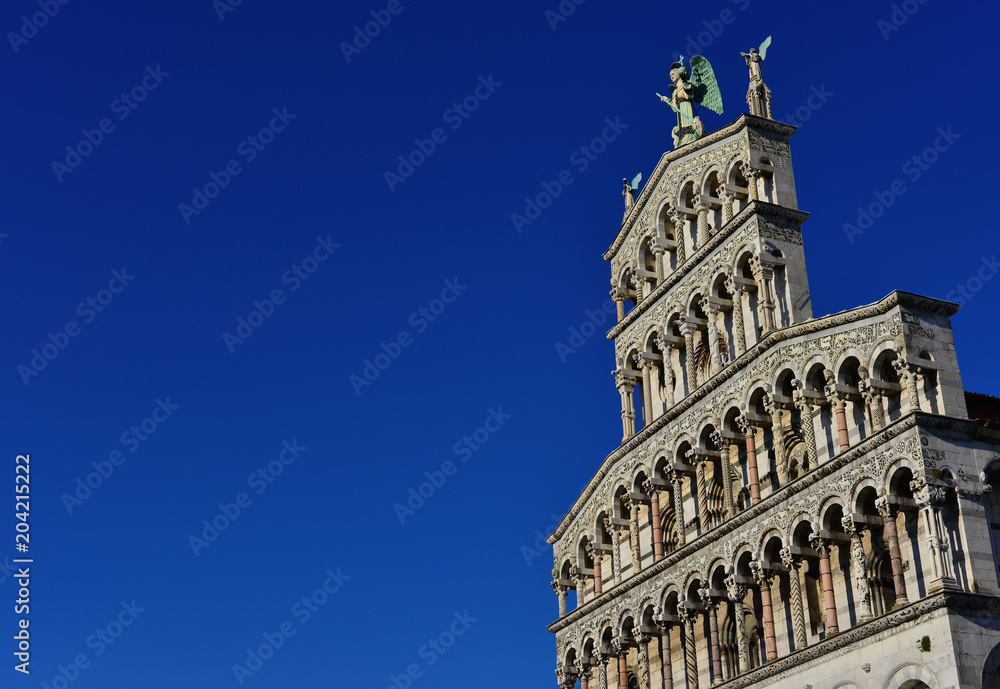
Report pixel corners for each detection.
[656,55,723,148]
[741,36,773,118]
[623,172,642,214]
[740,35,771,84]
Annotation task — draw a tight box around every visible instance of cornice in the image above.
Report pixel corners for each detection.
[605,114,798,260]
[547,290,963,546]
[606,201,810,340]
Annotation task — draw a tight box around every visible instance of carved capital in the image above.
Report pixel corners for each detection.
[875,495,895,519]
[736,414,756,436]
[808,531,830,554]
[779,546,798,569]
[724,570,747,602]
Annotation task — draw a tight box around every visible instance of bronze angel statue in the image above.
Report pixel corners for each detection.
[657,55,724,148]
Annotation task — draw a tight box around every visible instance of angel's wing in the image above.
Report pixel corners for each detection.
[630,173,642,190]
[758,35,772,61]
[690,55,724,115]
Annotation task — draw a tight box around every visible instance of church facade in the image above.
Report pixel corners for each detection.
[546,53,1000,689]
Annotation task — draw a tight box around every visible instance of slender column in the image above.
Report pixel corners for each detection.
[644,479,664,561]
[586,540,603,596]
[863,383,885,431]
[603,517,620,585]
[741,164,760,201]
[694,200,711,247]
[791,388,818,469]
[710,431,735,520]
[613,641,629,689]
[679,320,698,393]
[636,355,654,426]
[613,289,626,322]
[667,469,686,546]
[749,254,776,334]
[724,572,748,674]
[550,573,567,617]
[876,496,909,604]
[656,619,673,689]
[667,208,687,264]
[699,588,723,683]
[911,477,957,590]
[780,547,808,650]
[701,298,721,376]
[719,190,735,223]
[656,337,677,408]
[680,606,699,689]
[615,370,636,441]
[842,516,874,621]
[751,562,777,661]
[577,665,591,689]
[598,652,610,689]
[762,393,787,483]
[635,633,652,689]
[569,565,585,606]
[692,451,708,532]
[652,245,667,282]
[829,392,851,453]
[809,534,839,635]
[736,416,761,504]
[724,278,746,356]
[626,496,642,575]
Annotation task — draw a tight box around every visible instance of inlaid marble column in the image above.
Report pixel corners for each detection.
[719,190,735,223]
[809,533,839,635]
[643,479,664,561]
[691,449,708,532]
[724,277,747,357]
[616,370,636,441]
[791,388,818,469]
[603,517,621,586]
[635,633,652,689]
[597,651,610,689]
[780,547,808,650]
[724,571,749,674]
[586,540,603,596]
[763,392,787,483]
[751,562,778,661]
[911,477,958,590]
[667,469,686,547]
[736,416,761,504]
[625,496,642,575]
[842,516,874,621]
[680,606,699,689]
[679,320,698,393]
[694,200,711,248]
[655,616,673,689]
[710,430,735,521]
[667,208,687,264]
[875,496,909,604]
[699,588,723,683]
[701,297,721,376]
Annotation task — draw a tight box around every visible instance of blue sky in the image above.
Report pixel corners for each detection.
[3,0,998,687]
